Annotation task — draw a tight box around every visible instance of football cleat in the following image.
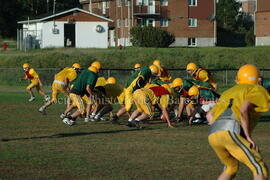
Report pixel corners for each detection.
[125,121,134,127]
[44,96,50,102]
[38,106,46,115]
[28,96,35,102]
[60,113,67,119]
[133,120,142,129]
[63,118,75,126]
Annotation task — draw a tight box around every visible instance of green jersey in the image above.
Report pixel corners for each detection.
[125,66,151,88]
[182,79,213,92]
[199,89,220,101]
[152,78,171,85]
[71,69,98,96]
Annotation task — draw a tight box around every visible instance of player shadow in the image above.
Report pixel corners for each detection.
[1,128,154,142]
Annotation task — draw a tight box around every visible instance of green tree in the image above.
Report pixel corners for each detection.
[0,0,80,38]
[216,0,241,30]
[130,26,175,48]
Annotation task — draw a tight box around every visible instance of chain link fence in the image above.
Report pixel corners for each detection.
[1,68,270,88]
[17,29,42,51]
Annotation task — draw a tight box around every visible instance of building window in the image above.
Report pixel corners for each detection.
[136,0,148,5]
[125,0,130,6]
[125,18,129,27]
[188,0,197,6]
[106,1,110,8]
[117,0,122,7]
[160,0,168,6]
[160,18,168,27]
[188,38,197,46]
[188,18,197,27]
[116,19,120,28]
[147,18,155,27]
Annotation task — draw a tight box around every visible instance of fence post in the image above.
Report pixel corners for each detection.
[19,29,22,51]
[107,69,111,77]
[17,29,19,50]
[225,69,228,85]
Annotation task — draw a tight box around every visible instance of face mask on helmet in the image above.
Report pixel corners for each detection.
[174,87,183,94]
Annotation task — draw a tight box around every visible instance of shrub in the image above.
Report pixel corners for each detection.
[245,27,255,46]
[130,26,175,48]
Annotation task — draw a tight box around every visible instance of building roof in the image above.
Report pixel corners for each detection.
[18,8,113,24]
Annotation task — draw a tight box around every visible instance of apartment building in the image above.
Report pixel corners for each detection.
[80,0,216,47]
[237,0,256,15]
[255,0,270,46]
[241,0,256,14]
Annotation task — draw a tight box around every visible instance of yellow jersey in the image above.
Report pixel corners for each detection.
[55,67,77,82]
[194,68,217,89]
[95,77,107,87]
[140,88,159,105]
[24,68,39,83]
[210,84,270,131]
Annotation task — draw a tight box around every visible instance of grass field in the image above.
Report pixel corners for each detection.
[1,46,270,69]
[1,91,270,179]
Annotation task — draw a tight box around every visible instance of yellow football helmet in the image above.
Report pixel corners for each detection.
[23,63,30,69]
[134,63,141,69]
[107,77,117,84]
[186,62,197,71]
[88,66,98,73]
[153,60,161,67]
[171,78,183,87]
[149,65,158,75]
[91,61,102,70]
[237,64,260,85]
[188,86,199,96]
[72,63,81,69]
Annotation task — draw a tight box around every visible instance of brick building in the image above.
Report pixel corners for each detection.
[239,0,256,15]
[255,0,270,46]
[79,0,216,47]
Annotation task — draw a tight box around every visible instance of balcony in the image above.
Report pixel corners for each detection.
[134,5,160,16]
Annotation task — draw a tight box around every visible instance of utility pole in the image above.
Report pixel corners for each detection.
[47,0,49,13]
[53,0,56,28]
[89,0,92,12]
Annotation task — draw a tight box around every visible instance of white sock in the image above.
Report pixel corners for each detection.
[128,118,133,122]
[135,118,140,122]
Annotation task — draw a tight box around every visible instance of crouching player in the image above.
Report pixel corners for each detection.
[38,63,81,114]
[21,63,50,102]
[207,64,270,180]
[187,86,219,125]
[61,66,98,126]
[85,77,123,122]
[111,65,159,124]
[127,84,174,128]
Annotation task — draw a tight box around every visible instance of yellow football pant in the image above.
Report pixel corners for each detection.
[51,82,68,103]
[82,95,91,105]
[117,88,134,112]
[69,93,86,115]
[133,89,153,118]
[26,81,45,95]
[208,130,268,177]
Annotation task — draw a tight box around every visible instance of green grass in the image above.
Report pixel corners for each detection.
[1,46,270,69]
[1,92,270,179]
